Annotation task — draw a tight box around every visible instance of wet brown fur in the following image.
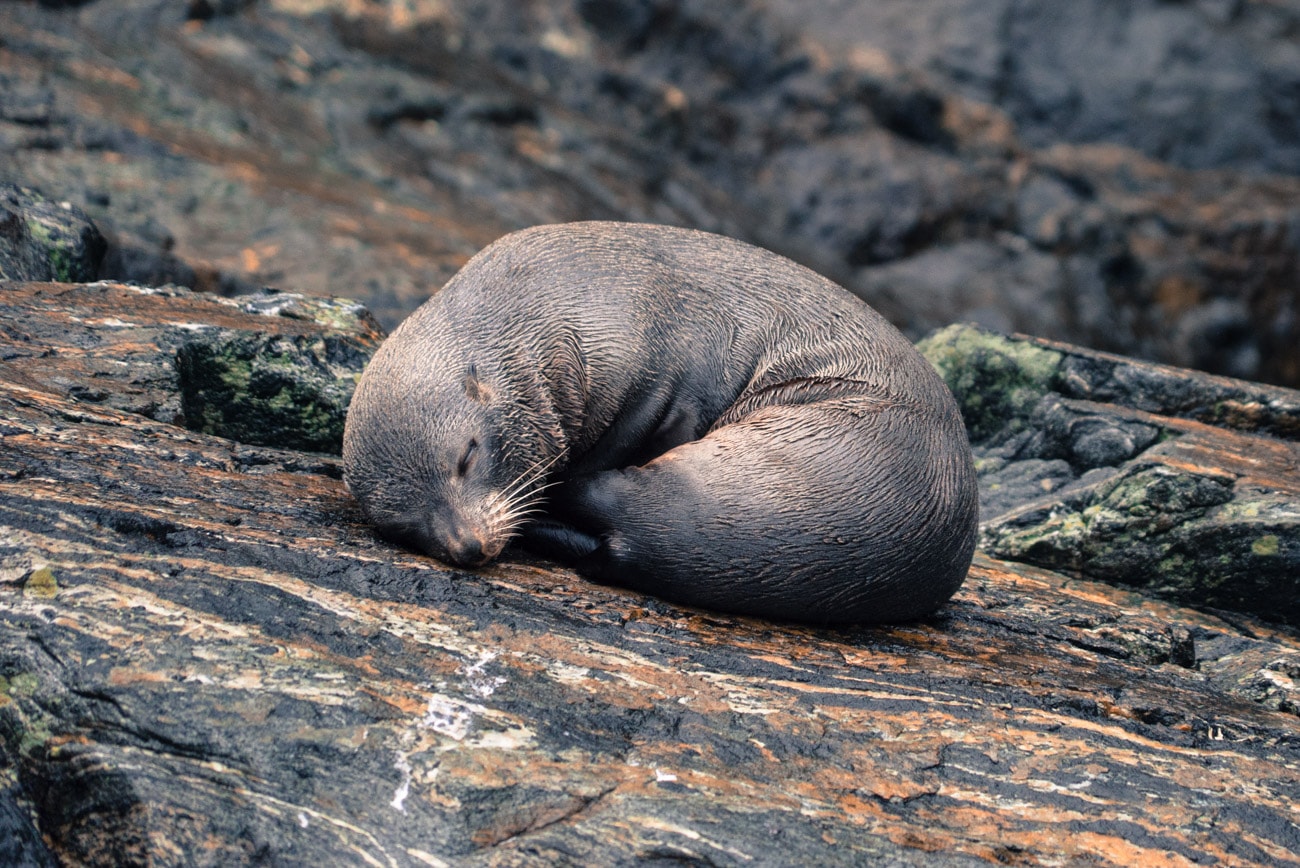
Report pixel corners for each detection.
[343,222,978,624]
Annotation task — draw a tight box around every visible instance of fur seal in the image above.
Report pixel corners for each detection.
[343,222,978,623]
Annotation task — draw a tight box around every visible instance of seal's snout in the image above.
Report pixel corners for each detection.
[373,513,498,568]
[442,526,497,568]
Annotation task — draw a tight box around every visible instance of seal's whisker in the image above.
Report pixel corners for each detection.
[491,493,548,524]
[482,452,565,541]
[486,478,549,519]
[499,503,545,525]
[485,499,548,543]
[488,452,566,518]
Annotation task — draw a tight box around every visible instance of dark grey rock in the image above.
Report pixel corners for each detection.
[773,0,1300,174]
[1028,394,1161,470]
[0,75,55,127]
[974,455,1075,521]
[0,777,55,868]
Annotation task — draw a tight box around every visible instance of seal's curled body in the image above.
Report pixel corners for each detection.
[343,222,978,624]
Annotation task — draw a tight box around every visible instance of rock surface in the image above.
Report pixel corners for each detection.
[3,281,1300,865]
[771,0,1300,175]
[921,324,1300,624]
[1,0,1298,387]
[0,279,382,451]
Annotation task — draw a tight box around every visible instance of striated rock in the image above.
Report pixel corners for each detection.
[921,323,1300,624]
[2,283,1300,865]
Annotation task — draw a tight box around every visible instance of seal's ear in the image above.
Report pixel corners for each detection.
[463,363,494,403]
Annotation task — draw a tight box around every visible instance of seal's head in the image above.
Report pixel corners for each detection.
[343,341,553,568]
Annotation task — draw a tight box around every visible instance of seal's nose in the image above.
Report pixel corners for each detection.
[443,528,491,567]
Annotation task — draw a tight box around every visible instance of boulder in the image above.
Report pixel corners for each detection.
[922,324,1300,624]
[0,185,105,284]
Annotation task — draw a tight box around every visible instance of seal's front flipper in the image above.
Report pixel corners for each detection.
[521,520,602,563]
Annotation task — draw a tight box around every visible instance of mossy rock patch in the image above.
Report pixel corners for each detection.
[918,323,1063,443]
[0,184,105,283]
[177,329,368,454]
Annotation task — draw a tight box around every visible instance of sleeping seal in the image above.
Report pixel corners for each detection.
[343,221,977,623]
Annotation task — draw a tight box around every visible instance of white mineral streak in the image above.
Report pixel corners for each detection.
[420,693,483,741]
[405,848,452,868]
[390,752,413,812]
[462,651,506,698]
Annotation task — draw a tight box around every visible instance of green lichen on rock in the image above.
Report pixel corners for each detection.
[1092,464,1235,522]
[0,670,55,762]
[918,323,1064,442]
[0,183,105,283]
[983,464,1300,622]
[0,673,39,700]
[1252,535,1281,557]
[21,567,57,600]
[177,331,367,454]
[175,290,381,454]
[923,320,1300,623]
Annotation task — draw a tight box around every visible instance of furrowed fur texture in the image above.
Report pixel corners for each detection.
[343,222,978,624]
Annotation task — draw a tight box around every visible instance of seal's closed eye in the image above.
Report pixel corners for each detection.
[456,438,478,478]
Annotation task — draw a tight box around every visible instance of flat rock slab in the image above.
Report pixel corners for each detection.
[2,283,1300,865]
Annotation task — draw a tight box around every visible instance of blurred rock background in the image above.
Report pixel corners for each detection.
[2,0,1298,385]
